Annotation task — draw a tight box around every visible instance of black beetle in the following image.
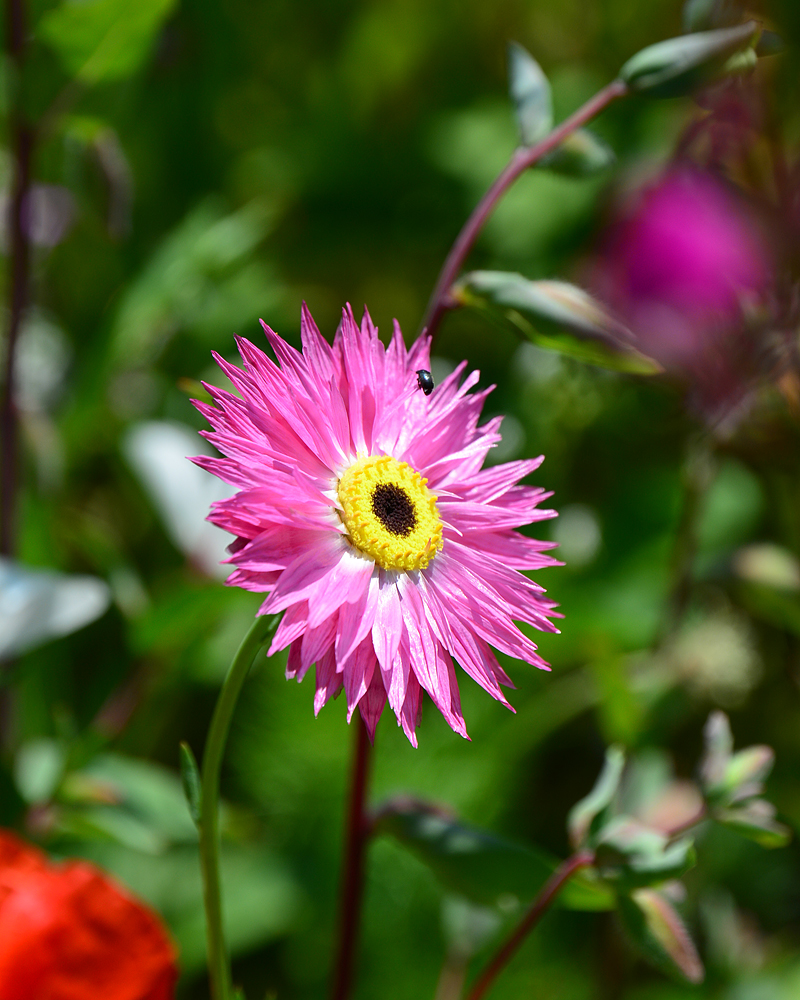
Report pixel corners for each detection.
[416,369,434,396]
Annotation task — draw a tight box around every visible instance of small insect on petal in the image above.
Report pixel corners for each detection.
[416,369,434,395]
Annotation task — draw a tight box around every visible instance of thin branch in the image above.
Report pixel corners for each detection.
[2,0,34,556]
[421,79,629,343]
[331,713,374,1000]
[465,851,595,1000]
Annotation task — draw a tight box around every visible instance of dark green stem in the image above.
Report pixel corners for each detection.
[199,613,279,1000]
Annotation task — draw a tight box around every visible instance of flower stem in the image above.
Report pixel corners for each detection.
[421,79,629,344]
[331,713,373,1000]
[2,0,34,556]
[465,850,595,1000]
[199,613,279,1000]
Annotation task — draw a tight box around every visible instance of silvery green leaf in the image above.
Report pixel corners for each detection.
[375,798,613,910]
[619,21,759,97]
[123,421,234,579]
[14,739,65,804]
[507,42,553,146]
[618,887,705,983]
[568,746,626,849]
[714,800,791,849]
[453,271,661,375]
[0,558,111,660]
[699,710,733,795]
[538,128,615,177]
[78,752,199,843]
[724,746,775,802]
[700,712,776,807]
[594,817,696,889]
[682,0,743,33]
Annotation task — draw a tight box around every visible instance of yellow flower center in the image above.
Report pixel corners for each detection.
[337,455,443,572]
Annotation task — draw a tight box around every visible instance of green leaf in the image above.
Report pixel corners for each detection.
[594,818,696,890]
[618,888,704,983]
[699,710,733,797]
[619,21,759,98]
[682,0,743,33]
[568,746,626,849]
[700,712,776,807]
[453,272,662,375]
[724,746,775,802]
[507,42,553,147]
[37,0,178,84]
[109,198,278,366]
[13,738,65,804]
[538,128,615,177]
[714,801,791,849]
[72,753,198,844]
[78,841,301,974]
[179,742,202,826]
[375,799,613,911]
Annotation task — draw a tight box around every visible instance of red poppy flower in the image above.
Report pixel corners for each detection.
[0,829,178,1000]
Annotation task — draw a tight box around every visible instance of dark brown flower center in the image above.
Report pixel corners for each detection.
[371,483,416,537]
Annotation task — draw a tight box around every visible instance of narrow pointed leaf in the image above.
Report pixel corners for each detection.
[179,741,202,826]
[568,746,626,849]
[618,888,705,983]
[682,0,743,33]
[699,710,733,797]
[538,128,615,177]
[453,272,661,375]
[375,799,613,911]
[37,0,178,84]
[714,801,791,849]
[594,818,696,889]
[724,746,774,802]
[619,21,759,97]
[508,42,553,146]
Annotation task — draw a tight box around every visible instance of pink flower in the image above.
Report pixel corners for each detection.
[193,306,559,745]
[597,167,772,420]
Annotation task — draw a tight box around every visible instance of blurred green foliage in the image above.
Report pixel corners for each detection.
[2,0,800,997]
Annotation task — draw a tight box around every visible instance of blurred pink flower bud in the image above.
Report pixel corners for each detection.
[596,167,772,422]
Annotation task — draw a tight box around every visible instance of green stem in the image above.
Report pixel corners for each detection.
[199,613,279,1000]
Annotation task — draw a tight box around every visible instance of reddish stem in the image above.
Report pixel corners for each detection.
[331,714,373,1000]
[2,0,34,556]
[421,79,629,344]
[465,851,595,1000]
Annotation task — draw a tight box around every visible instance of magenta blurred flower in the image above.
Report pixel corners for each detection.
[597,167,771,418]
[193,306,559,744]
